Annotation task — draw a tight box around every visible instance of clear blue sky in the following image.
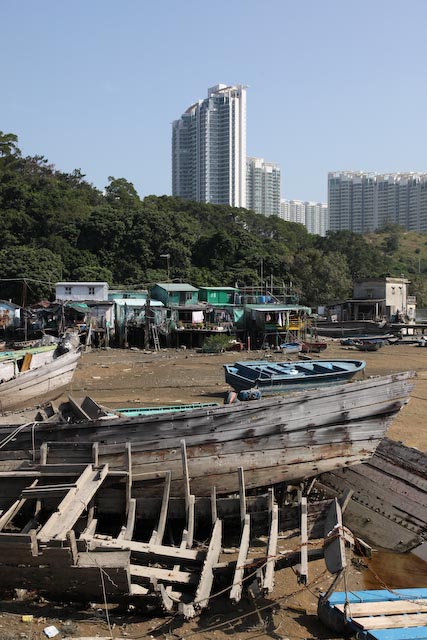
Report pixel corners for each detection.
[1,0,426,202]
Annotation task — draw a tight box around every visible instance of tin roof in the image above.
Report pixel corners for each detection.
[154,283,199,292]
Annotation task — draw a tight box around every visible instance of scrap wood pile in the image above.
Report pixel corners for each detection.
[0,438,361,619]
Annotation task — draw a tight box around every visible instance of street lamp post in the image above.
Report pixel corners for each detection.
[160,254,170,281]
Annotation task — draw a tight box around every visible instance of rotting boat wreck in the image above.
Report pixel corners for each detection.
[0,370,415,498]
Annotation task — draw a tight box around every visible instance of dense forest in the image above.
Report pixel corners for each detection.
[1,130,427,307]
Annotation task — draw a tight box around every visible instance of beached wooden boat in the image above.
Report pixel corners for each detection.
[301,340,327,353]
[0,342,81,411]
[318,437,427,553]
[340,334,398,346]
[224,359,366,394]
[353,341,383,352]
[0,371,415,498]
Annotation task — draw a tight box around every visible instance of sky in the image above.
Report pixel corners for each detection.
[1,0,427,203]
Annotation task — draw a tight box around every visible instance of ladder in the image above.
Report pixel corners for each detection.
[151,325,160,351]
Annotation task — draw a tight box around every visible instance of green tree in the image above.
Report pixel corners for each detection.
[0,247,63,302]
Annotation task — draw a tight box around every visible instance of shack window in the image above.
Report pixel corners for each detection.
[65,286,72,296]
[88,286,95,295]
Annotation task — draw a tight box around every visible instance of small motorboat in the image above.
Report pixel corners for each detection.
[279,342,302,354]
[224,359,366,394]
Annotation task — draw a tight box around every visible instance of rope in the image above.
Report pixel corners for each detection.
[99,566,114,640]
[0,421,37,450]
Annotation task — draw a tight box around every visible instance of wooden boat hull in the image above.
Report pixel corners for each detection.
[0,349,81,411]
[353,341,382,352]
[0,371,415,497]
[318,437,427,552]
[301,341,327,353]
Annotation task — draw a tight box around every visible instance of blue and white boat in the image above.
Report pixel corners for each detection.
[319,588,427,639]
[224,359,366,394]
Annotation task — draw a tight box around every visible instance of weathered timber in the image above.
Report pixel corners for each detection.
[230,514,250,603]
[193,518,222,611]
[324,498,346,574]
[38,464,109,542]
[263,488,278,594]
[0,371,415,496]
[319,437,427,552]
[296,495,308,585]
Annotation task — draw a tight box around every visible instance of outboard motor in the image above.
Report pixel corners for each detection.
[238,388,262,401]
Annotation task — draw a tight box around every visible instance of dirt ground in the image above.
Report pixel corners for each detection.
[1,340,427,639]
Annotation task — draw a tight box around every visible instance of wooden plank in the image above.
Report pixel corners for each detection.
[129,563,198,585]
[238,467,246,525]
[354,612,427,630]
[297,496,308,585]
[230,514,250,603]
[335,601,427,616]
[77,551,130,569]
[193,518,222,610]
[38,464,109,542]
[211,486,217,524]
[87,537,205,563]
[118,498,136,541]
[21,352,32,372]
[324,498,346,574]
[186,494,195,549]
[149,471,171,545]
[263,489,278,593]
[181,439,191,510]
[125,442,131,513]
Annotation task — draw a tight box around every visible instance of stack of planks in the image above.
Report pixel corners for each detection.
[319,588,427,640]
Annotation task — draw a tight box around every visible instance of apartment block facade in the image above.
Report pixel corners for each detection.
[246,157,281,216]
[280,199,329,236]
[329,171,427,233]
[172,84,247,208]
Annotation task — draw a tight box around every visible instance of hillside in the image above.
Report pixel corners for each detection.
[1,130,427,306]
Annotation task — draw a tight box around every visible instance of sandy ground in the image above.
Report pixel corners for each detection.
[1,340,427,639]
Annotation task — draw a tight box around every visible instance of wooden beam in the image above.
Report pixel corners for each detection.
[324,497,346,574]
[297,496,308,585]
[335,601,427,616]
[149,471,171,545]
[87,537,205,563]
[238,467,246,525]
[354,612,427,630]
[211,485,217,525]
[263,488,278,594]
[193,519,222,610]
[230,514,250,603]
[181,439,191,511]
[130,563,198,585]
[38,464,109,542]
[125,442,131,514]
[118,498,136,541]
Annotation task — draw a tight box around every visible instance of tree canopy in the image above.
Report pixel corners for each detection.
[1,131,426,305]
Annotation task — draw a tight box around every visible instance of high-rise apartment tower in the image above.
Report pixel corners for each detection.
[329,171,427,233]
[246,157,281,216]
[172,84,247,207]
[280,199,329,236]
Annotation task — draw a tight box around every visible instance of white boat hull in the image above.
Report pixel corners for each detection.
[0,350,81,411]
